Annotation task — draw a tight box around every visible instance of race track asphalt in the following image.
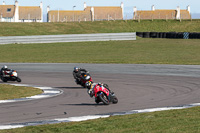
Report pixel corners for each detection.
[0,63,200,125]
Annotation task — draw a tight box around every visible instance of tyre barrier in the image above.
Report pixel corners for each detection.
[158,32,167,38]
[136,32,200,39]
[177,32,184,39]
[143,32,150,38]
[150,32,157,38]
[136,32,143,37]
[189,32,200,39]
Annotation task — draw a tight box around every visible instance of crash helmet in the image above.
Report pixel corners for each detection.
[85,81,92,89]
[74,67,79,72]
[3,65,7,69]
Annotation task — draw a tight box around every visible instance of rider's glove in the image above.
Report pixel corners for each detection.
[89,92,93,97]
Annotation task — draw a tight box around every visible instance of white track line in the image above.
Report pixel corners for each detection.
[0,84,199,130]
[0,84,63,103]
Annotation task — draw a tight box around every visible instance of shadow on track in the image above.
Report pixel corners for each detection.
[60,103,105,106]
[55,87,85,89]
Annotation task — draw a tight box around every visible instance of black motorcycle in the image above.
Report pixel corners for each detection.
[0,69,21,82]
[73,69,93,88]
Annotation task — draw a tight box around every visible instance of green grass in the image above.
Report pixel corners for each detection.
[0,20,200,36]
[0,38,200,64]
[0,84,43,100]
[1,20,200,132]
[1,106,200,133]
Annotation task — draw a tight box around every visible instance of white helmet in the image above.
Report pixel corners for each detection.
[3,65,7,69]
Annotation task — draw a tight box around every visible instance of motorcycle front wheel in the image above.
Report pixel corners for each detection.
[98,92,109,105]
[112,96,118,104]
[16,77,21,82]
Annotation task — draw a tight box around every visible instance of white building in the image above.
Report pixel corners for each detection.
[0,1,43,22]
[47,2,123,22]
[133,5,191,20]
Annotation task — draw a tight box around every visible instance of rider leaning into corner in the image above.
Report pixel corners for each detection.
[73,67,88,85]
[85,81,113,102]
[0,65,10,77]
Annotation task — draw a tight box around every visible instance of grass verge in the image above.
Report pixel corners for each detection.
[1,106,200,133]
[0,38,200,64]
[0,20,200,36]
[1,20,200,132]
[0,84,43,100]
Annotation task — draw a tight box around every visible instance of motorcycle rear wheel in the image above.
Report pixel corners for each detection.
[99,93,109,105]
[2,78,7,82]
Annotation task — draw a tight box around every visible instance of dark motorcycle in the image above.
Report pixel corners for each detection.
[0,69,21,82]
[73,69,93,88]
[79,72,93,88]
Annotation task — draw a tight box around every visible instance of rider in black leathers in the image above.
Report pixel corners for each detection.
[73,67,88,85]
[0,65,10,78]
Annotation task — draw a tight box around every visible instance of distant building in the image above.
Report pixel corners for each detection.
[0,1,43,22]
[47,2,123,22]
[47,6,91,22]
[85,2,124,21]
[0,1,16,22]
[133,5,191,20]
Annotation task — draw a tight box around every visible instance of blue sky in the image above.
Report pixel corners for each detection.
[3,0,200,18]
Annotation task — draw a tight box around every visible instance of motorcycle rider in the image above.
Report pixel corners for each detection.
[85,81,96,97]
[86,81,101,104]
[0,65,10,78]
[73,67,88,85]
[85,81,112,98]
[85,81,117,104]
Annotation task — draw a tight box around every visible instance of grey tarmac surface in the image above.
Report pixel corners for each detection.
[0,63,200,125]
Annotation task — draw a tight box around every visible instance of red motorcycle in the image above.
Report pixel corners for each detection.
[93,83,118,105]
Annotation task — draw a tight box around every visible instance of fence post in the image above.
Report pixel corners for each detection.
[138,15,140,23]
